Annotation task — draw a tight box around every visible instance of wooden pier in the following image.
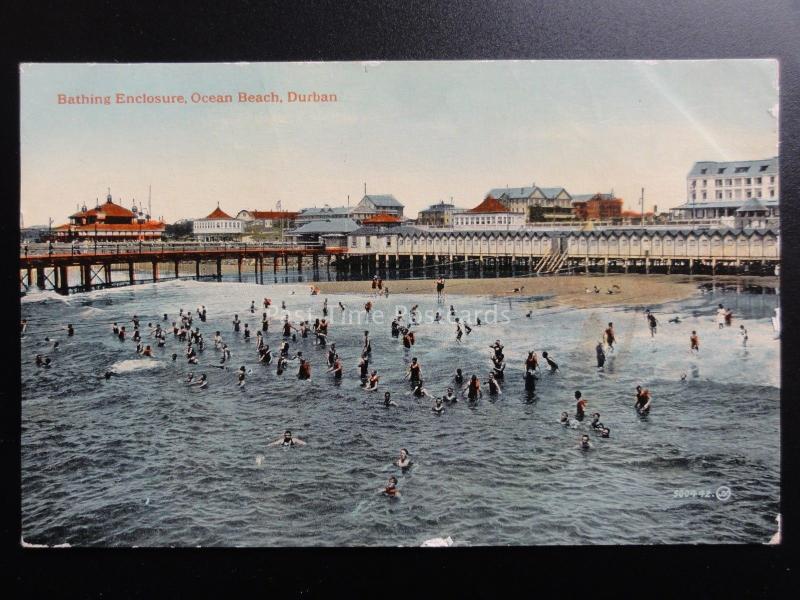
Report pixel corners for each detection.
[19,243,346,295]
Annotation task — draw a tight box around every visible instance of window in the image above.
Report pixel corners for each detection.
[770,189,775,197]
[716,191,723,199]
[745,178,751,185]
[726,191,732,199]
[702,192,707,200]
[385,236,391,247]
[755,177,762,184]
[715,179,722,187]
[734,178,741,186]
[365,236,371,248]
[760,165,768,172]
[725,179,732,186]
[717,167,726,174]
[746,191,752,199]
[350,237,357,248]
[734,190,741,199]
[692,192,696,200]
[700,168,707,174]
[702,179,707,187]
[734,166,749,173]
[770,176,775,183]
[691,180,696,188]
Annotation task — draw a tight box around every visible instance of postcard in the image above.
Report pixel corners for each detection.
[20,60,780,547]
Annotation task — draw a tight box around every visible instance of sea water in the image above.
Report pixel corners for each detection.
[20,278,780,546]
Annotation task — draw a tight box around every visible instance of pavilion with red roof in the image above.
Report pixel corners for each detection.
[52,191,165,242]
[192,203,244,241]
[451,194,525,229]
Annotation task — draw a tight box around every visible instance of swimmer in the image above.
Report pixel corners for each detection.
[43,357,51,368]
[233,314,241,333]
[142,345,153,357]
[407,358,421,383]
[395,448,412,468]
[243,324,250,340]
[559,411,570,426]
[454,368,464,385]
[578,434,592,450]
[35,354,44,367]
[364,370,380,390]
[268,430,306,447]
[600,427,610,438]
[575,391,587,421]
[297,357,311,380]
[432,397,445,414]
[237,365,247,387]
[112,322,119,336]
[327,355,343,379]
[103,370,118,380]
[383,391,398,407]
[67,324,74,337]
[466,374,482,401]
[485,374,502,395]
[541,351,559,373]
[596,342,606,369]
[739,325,748,347]
[442,387,457,403]
[690,330,700,352]
[634,385,651,415]
[188,373,208,388]
[590,412,603,430]
[171,353,178,361]
[669,316,681,324]
[380,476,400,497]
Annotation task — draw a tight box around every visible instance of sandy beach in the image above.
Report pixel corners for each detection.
[314,274,778,310]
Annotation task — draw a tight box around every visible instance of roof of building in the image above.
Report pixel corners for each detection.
[362,213,402,224]
[671,198,780,210]
[736,197,769,213]
[288,218,361,235]
[361,194,403,208]
[468,197,512,213]
[298,206,352,217]
[54,221,166,232]
[571,193,617,203]
[538,187,569,199]
[71,198,138,220]
[247,210,299,219]
[688,157,778,178]
[487,186,534,200]
[203,205,234,220]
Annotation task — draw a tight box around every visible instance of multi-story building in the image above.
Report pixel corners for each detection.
[571,193,624,220]
[235,209,298,228]
[671,157,779,222]
[295,205,355,225]
[192,205,244,241]
[488,185,574,222]
[452,196,525,229]
[416,201,467,227]
[52,192,165,242]
[350,194,405,221]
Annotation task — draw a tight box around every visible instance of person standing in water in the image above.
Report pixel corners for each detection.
[646,311,658,337]
[634,385,652,415]
[739,325,748,347]
[380,476,400,497]
[716,304,726,329]
[604,323,615,351]
[541,351,558,373]
[690,330,700,353]
[383,391,398,407]
[407,358,421,383]
[575,391,587,421]
[232,314,241,333]
[467,374,482,401]
[436,276,445,301]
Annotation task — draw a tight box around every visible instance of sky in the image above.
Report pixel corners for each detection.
[20,60,778,226]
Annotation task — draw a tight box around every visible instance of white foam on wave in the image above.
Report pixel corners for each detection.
[21,290,72,305]
[79,306,107,317]
[110,359,165,374]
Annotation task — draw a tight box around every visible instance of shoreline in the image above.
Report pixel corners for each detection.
[313,274,779,310]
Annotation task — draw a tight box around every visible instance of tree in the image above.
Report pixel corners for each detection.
[164,221,192,239]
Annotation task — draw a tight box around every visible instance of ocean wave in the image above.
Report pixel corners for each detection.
[109,359,164,374]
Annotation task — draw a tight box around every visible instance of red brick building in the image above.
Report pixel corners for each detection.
[571,193,624,220]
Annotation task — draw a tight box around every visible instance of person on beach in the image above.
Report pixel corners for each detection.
[690,330,700,353]
[739,325,748,347]
[436,276,445,301]
[541,351,559,373]
[395,448,412,469]
[383,391,398,408]
[371,276,377,291]
[575,391,587,421]
[381,476,400,497]
[635,385,652,415]
[269,430,306,447]
[725,308,733,327]
[604,323,615,351]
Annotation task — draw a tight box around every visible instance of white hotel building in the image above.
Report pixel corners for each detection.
[192,205,244,241]
[671,157,779,224]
